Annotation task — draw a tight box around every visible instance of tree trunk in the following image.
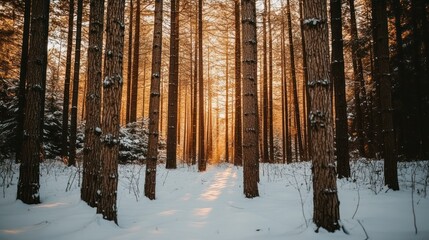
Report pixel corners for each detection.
[130,0,141,123]
[198,0,206,171]
[302,0,340,232]
[144,0,163,200]
[61,0,74,159]
[330,0,350,178]
[372,0,399,190]
[16,0,31,163]
[17,0,50,205]
[268,0,274,163]
[241,0,259,198]
[225,38,229,163]
[261,0,268,163]
[69,0,84,166]
[81,0,105,208]
[97,0,125,224]
[287,0,304,161]
[125,0,133,124]
[191,2,198,165]
[166,0,179,169]
[280,2,287,163]
[234,0,242,166]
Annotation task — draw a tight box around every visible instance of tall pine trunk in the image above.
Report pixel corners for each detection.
[372,0,399,190]
[268,0,274,163]
[261,0,268,163]
[17,0,50,204]
[234,0,242,166]
[16,0,31,163]
[69,0,84,166]
[81,0,105,208]
[97,0,125,224]
[130,0,141,123]
[166,0,179,169]
[61,0,74,159]
[125,0,133,124]
[302,0,340,232]
[241,0,259,198]
[198,0,206,171]
[330,0,350,178]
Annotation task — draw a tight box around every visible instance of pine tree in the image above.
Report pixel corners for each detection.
[233,0,242,166]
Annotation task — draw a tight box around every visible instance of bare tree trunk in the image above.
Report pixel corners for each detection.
[234,0,242,166]
[198,0,206,171]
[61,0,74,159]
[330,0,350,178]
[280,2,287,163]
[268,0,274,163]
[372,0,399,190]
[166,0,179,169]
[16,0,31,163]
[81,0,105,208]
[261,0,268,163]
[125,0,133,124]
[191,2,198,165]
[302,0,340,231]
[69,0,84,166]
[17,0,50,204]
[130,0,141,123]
[97,0,125,224]
[144,0,163,200]
[225,37,229,163]
[287,0,304,161]
[241,0,259,198]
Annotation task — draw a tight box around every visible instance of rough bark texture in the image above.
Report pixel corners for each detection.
[372,0,399,190]
[16,0,31,163]
[166,0,179,169]
[130,0,141,123]
[198,0,206,172]
[234,0,242,166]
[69,0,84,166]
[17,0,50,204]
[302,0,340,232]
[97,0,125,224]
[144,0,163,200]
[287,0,304,162]
[81,0,105,208]
[125,0,133,124]
[61,0,74,159]
[330,0,350,178]
[241,0,259,198]
[261,0,268,163]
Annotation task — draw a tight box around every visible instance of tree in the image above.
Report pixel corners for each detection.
[97,0,125,224]
[130,0,141,123]
[61,0,74,159]
[17,0,50,204]
[261,0,268,163]
[287,0,304,162]
[144,0,163,200]
[241,0,259,198]
[302,0,340,232]
[372,0,399,190]
[330,0,350,178]
[81,0,105,208]
[16,0,31,163]
[69,0,84,166]
[198,0,206,172]
[166,0,179,169]
[233,0,242,166]
[267,0,274,163]
[125,0,133,124]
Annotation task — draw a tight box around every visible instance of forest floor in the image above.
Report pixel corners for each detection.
[0,160,429,240]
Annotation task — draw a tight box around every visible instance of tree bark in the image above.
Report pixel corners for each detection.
[144,0,163,200]
[198,0,206,171]
[268,0,274,163]
[97,0,125,224]
[234,0,242,166]
[69,0,84,166]
[302,0,340,231]
[81,0,105,208]
[16,0,31,163]
[372,0,399,190]
[261,0,268,163]
[130,0,141,123]
[125,0,133,124]
[17,0,50,205]
[330,0,350,178]
[61,0,74,159]
[241,0,259,198]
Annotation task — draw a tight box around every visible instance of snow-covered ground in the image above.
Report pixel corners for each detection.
[0,160,428,240]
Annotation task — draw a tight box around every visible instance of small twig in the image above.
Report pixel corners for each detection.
[411,166,418,234]
[163,170,169,186]
[357,219,369,240]
[352,181,360,219]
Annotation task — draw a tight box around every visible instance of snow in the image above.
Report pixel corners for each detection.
[1,160,429,240]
